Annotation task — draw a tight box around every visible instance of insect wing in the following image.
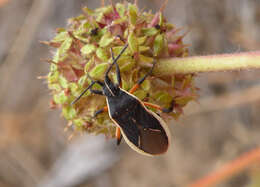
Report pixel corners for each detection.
[107,90,171,156]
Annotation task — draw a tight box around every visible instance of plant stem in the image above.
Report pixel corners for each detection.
[189,147,260,187]
[154,51,260,75]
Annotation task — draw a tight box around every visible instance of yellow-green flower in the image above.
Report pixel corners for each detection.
[45,2,198,138]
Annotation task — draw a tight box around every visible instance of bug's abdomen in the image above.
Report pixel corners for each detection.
[107,92,169,155]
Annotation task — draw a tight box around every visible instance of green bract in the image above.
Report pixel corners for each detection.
[45,2,198,138]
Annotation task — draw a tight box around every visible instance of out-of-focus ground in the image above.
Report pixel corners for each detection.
[0,0,260,187]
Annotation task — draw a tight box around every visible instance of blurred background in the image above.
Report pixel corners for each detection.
[0,0,260,186]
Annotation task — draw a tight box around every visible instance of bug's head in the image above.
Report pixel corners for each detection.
[103,77,120,97]
[103,44,128,97]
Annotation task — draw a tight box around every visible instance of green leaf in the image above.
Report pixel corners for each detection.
[141,80,151,91]
[155,92,172,104]
[50,63,57,72]
[139,46,150,52]
[48,71,59,84]
[165,23,174,30]
[81,44,96,56]
[120,60,136,72]
[48,83,61,92]
[116,3,126,17]
[78,75,87,87]
[59,76,69,88]
[128,4,138,25]
[73,118,85,127]
[68,83,78,94]
[84,58,94,73]
[138,36,147,45]
[52,31,69,43]
[153,34,164,56]
[124,28,129,39]
[113,16,127,25]
[96,13,104,23]
[122,79,130,90]
[56,37,73,60]
[73,22,91,43]
[175,96,193,106]
[53,91,68,104]
[56,28,66,33]
[112,46,130,56]
[97,28,107,37]
[70,14,86,21]
[53,50,60,63]
[96,6,113,14]
[62,107,77,120]
[82,7,95,15]
[128,32,138,53]
[117,54,131,62]
[159,12,163,26]
[134,90,147,100]
[116,55,134,67]
[89,63,109,79]
[96,48,109,62]
[142,28,159,36]
[91,81,103,90]
[139,55,154,63]
[99,33,114,47]
[53,49,68,63]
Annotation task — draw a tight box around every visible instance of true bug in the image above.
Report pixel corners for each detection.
[72,44,174,156]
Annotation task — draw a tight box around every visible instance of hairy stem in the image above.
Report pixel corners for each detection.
[154,51,260,75]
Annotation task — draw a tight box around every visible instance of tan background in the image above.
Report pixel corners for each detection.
[0,0,260,186]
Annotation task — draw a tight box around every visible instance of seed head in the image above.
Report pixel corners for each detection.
[45,2,198,138]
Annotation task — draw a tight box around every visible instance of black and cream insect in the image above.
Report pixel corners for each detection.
[72,44,174,156]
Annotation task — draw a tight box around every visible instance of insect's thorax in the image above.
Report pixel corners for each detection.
[106,89,137,118]
[106,88,165,132]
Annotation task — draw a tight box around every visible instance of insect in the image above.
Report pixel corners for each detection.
[72,44,174,156]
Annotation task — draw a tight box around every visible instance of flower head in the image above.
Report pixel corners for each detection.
[45,2,198,138]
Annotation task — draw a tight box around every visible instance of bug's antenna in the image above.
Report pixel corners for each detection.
[71,81,96,105]
[110,48,115,60]
[105,44,128,77]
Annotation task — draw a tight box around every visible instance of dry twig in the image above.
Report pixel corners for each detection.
[189,147,260,187]
[0,0,52,97]
[185,84,260,116]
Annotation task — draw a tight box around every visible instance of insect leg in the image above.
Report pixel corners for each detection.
[93,106,108,117]
[129,61,156,94]
[93,106,123,145]
[116,127,123,145]
[86,75,104,95]
[143,100,175,113]
[89,88,103,95]
[110,47,122,87]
